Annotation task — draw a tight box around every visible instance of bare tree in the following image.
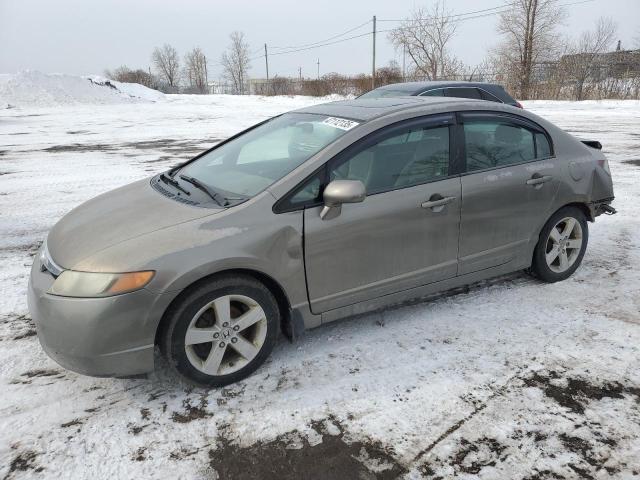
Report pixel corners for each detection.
[183,47,208,94]
[564,17,618,100]
[152,44,180,90]
[105,66,156,88]
[495,0,566,99]
[388,1,461,80]
[376,60,404,86]
[221,31,251,95]
[539,39,573,100]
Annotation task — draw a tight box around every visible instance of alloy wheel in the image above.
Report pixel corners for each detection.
[545,217,583,273]
[184,294,267,376]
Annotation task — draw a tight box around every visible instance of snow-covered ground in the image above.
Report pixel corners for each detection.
[0,94,639,479]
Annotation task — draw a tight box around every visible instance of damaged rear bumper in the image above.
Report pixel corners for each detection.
[589,197,617,219]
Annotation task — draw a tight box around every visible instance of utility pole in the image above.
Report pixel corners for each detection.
[264,44,269,82]
[298,66,302,82]
[372,15,376,90]
[402,44,406,81]
[204,55,208,94]
[317,58,320,80]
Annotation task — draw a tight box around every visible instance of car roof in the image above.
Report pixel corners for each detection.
[373,81,501,94]
[294,96,488,122]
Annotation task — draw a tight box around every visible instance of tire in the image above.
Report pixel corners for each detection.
[161,274,280,387]
[530,206,589,283]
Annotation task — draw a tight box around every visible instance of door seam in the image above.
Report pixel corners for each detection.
[456,176,462,276]
[301,207,317,315]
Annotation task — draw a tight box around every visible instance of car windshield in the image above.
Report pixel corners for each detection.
[179,113,357,199]
[358,88,411,99]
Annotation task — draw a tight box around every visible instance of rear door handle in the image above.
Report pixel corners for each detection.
[526,175,553,186]
[421,196,456,209]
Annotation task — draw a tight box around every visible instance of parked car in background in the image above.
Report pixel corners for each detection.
[29,96,615,387]
[358,80,523,108]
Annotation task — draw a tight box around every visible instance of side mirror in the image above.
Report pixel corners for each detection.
[320,180,366,220]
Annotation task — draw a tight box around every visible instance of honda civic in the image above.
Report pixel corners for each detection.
[28,96,615,386]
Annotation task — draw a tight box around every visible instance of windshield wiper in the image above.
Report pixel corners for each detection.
[179,175,226,206]
[167,162,185,178]
[160,172,190,196]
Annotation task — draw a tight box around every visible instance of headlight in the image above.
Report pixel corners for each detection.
[48,270,155,298]
[39,239,64,277]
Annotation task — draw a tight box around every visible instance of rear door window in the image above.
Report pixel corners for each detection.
[446,88,482,100]
[463,118,537,171]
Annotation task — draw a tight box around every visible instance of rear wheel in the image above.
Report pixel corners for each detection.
[161,274,279,387]
[531,206,588,283]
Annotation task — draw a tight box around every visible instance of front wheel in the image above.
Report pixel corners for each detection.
[530,206,589,283]
[161,274,280,387]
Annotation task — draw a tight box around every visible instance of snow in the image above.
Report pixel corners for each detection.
[1,96,639,479]
[0,71,164,108]
[86,75,165,102]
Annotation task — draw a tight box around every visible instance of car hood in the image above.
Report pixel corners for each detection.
[47,179,223,269]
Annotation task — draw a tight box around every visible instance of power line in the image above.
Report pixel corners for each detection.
[376,10,514,35]
[377,0,592,23]
[264,4,511,58]
[257,0,594,60]
[221,0,596,73]
[376,0,594,35]
[267,31,372,57]
[376,1,516,22]
[270,19,372,51]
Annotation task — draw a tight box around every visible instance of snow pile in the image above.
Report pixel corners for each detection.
[86,75,165,102]
[0,71,164,108]
[0,74,11,109]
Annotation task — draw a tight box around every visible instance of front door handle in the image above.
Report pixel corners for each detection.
[526,174,553,186]
[421,196,456,210]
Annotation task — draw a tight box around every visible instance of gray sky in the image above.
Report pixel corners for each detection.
[1,0,638,80]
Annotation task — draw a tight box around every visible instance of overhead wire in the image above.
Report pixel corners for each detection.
[269,19,372,51]
[257,0,595,59]
[216,0,596,73]
[376,1,518,22]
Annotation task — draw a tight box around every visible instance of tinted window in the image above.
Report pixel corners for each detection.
[535,132,551,158]
[489,85,518,105]
[420,88,445,97]
[331,125,449,194]
[479,89,502,103]
[464,120,536,171]
[446,87,482,99]
[358,88,411,99]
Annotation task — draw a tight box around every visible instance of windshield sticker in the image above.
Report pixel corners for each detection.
[322,117,360,131]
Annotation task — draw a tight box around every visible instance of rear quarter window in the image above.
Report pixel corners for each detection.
[535,132,551,158]
[479,89,502,103]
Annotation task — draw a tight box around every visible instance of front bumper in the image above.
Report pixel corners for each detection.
[27,256,174,377]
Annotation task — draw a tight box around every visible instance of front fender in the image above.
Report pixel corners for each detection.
[73,198,309,311]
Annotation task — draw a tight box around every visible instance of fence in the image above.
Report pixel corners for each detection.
[201,58,640,100]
